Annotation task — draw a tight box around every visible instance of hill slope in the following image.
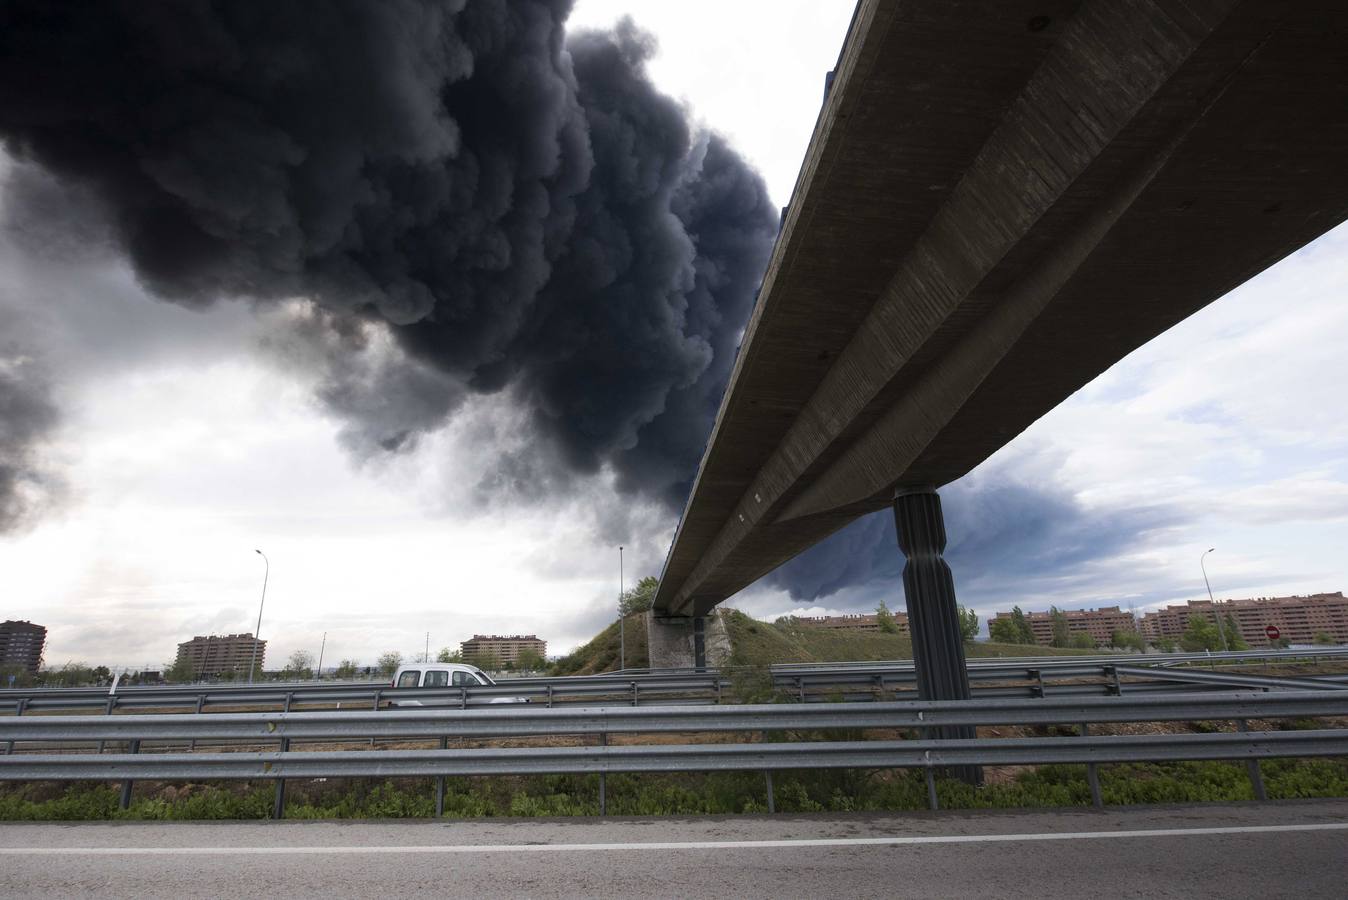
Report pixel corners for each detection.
[552,608,1088,674]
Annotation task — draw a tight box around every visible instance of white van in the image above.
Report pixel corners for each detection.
[388,663,528,706]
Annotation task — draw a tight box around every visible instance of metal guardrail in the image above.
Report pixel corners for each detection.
[2,651,1345,715]
[2,646,1337,716]
[2,689,1345,818]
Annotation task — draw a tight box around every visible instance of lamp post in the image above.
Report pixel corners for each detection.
[1201,547,1229,652]
[249,549,269,684]
[618,545,625,672]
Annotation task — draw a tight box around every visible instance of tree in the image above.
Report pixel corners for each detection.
[1180,615,1222,652]
[620,576,659,617]
[283,649,315,680]
[436,647,463,663]
[957,605,979,641]
[467,649,501,672]
[1153,636,1177,653]
[1313,630,1337,645]
[334,659,359,679]
[1111,629,1146,653]
[377,651,403,677]
[1069,632,1095,650]
[988,616,1019,644]
[875,600,901,634]
[1222,615,1249,651]
[516,648,546,673]
[0,664,34,688]
[164,657,195,683]
[1049,607,1071,649]
[989,607,1036,645]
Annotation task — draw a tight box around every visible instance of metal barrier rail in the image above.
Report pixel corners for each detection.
[2,689,1345,817]
[3,648,1345,714]
[3,690,1345,742]
[6,729,1347,781]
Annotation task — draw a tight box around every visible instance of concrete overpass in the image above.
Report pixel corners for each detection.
[649,0,1348,694]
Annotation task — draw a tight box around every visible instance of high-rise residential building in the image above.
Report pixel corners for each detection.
[1140,593,1347,645]
[989,606,1138,648]
[460,634,547,667]
[0,620,47,674]
[794,613,910,634]
[175,633,266,677]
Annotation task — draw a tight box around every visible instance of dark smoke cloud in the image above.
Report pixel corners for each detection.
[0,330,63,532]
[0,1,777,511]
[763,476,1189,605]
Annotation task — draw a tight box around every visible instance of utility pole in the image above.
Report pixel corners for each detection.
[425,632,430,664]
[316,632,326,679]
[249,550,269,684]
[618,545,625,672]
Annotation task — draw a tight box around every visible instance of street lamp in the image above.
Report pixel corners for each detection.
[1200,547,1229,652]
[249,549,269,683]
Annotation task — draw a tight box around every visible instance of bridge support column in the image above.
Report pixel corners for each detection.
[893,486,982,786]
[646,611,731,671]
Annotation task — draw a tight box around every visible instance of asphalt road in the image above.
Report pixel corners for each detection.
[1,801,1345,898]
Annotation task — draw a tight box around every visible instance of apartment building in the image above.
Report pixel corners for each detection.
[460,634,547,667]
[0,620,47,674]
[175,633,266,677]
[795,613,910,634]
[1140,592,1347,645]
[991,606,1138,648]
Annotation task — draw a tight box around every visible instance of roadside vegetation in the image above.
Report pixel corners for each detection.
[2,757,1345,822]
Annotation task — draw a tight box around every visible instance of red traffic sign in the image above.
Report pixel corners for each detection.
[1265,624,1281,641]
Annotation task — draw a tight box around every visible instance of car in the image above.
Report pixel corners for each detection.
[387,663,529,706]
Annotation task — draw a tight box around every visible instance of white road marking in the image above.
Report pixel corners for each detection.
[0,822,1344,854]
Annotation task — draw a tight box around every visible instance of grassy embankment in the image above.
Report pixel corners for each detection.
[719,608,1096,667]
[551,606,1092,677]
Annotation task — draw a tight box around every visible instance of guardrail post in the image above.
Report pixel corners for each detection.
[460,687,468,710]
[925,767,939,810]
[764,772,775,814]
[1029,669,1045,699]
[1237,719,1267,801]
[119,739,140,810]
[598,732,607,816]
[1080,723,1103,808]
[188,695,206,751]
[5,698,26,754]
[97,696,116,754]
[1109,666,1123,696]
[797,677,805,704]
[715,677,723,705]
[272,737,289,819]
[435,736,448,817]
[546,684,554,709]
[631,682,639,707]
[283,692,293,713]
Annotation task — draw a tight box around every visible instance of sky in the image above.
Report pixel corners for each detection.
[0,1,1344,672]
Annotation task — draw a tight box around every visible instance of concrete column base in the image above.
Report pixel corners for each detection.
[646,611,731,670]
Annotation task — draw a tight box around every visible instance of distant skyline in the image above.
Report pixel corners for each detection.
[1,1,1345,671]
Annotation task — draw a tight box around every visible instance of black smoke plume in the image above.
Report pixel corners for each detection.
[763,477,1186,606]
[0,0,777,514]
[0,333,62,532]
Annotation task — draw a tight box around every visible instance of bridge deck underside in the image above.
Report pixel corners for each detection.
[655,0,1348,617]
